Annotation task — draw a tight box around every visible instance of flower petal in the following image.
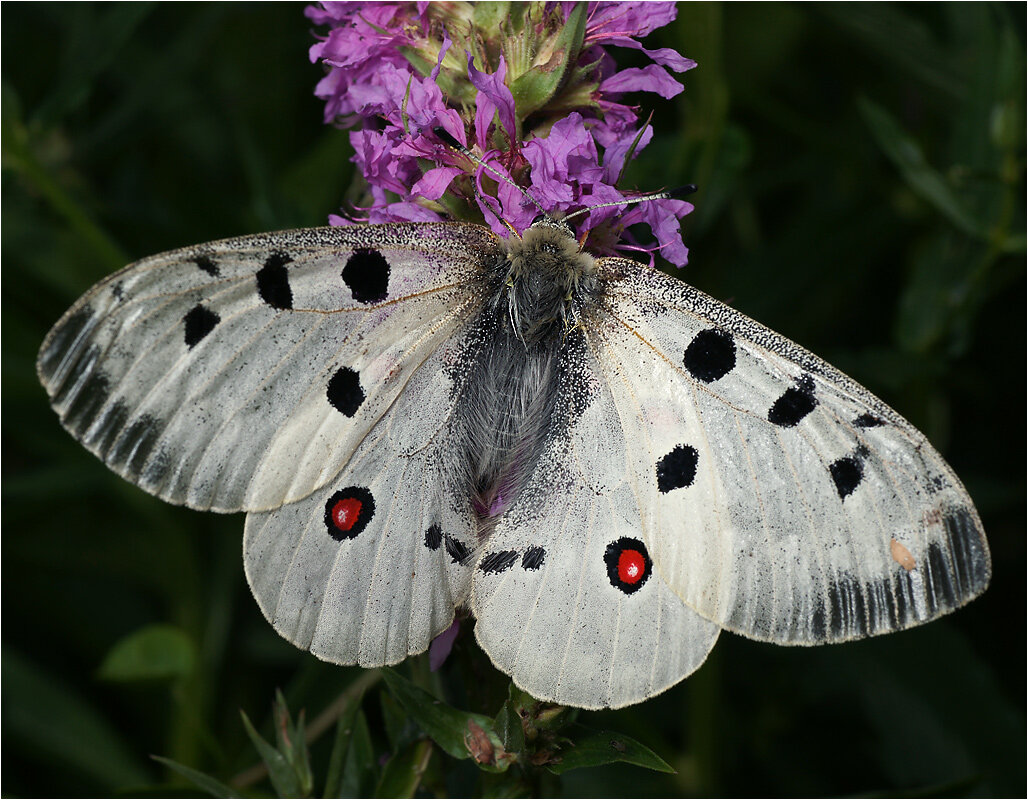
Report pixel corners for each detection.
[600,64,684,99]
[467,55,517,150]
[411,166,464,200]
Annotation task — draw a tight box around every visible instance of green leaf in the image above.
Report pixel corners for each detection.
[380,688,408,751]
[322,692,364,798]
[272,690,313,797]
[473,2,510,31]
[339,710,378,798]
[151,755,239,799]
[374,739,433,798]
[858,96,985,239]
[240,709,305,798]
[97,624,196,682]
[547,726,674,775]
[381,668,495,762]
[493,700,525,755]
[509,2,587,117]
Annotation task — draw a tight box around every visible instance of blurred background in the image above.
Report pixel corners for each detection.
[2,3,1024,796]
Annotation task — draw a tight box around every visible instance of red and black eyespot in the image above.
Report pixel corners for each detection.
[603,537,652,595]
[324,486,375,541]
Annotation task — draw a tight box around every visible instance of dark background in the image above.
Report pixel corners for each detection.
[3,3,1024,796]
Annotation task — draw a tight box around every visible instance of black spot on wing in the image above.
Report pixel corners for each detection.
[656,444,699,493]
[38,306,94,383]
[853,412,883,429]
[256,251,294,309]
[326,366,364,417]
[183,304,221,348]
[445,533,471,565]
[683,328,736,383]
[342,248,390,304]
[191,254,220,276]
[424,523,443,551]
[829,455,863,499]
[522,546,545,570]
[768,374,818,428]
[480,550,518,574]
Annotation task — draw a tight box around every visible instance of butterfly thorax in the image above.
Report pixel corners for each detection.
[503,222,597,345]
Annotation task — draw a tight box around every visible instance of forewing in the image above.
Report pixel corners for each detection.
[37,223,498,512]
[471,335,720,710]
[243,323,477,666]
[589,257,990,644]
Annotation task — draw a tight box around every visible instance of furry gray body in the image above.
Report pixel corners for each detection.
[455,222,598,530]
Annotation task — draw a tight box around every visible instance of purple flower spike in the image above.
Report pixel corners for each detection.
[307,1,697,266]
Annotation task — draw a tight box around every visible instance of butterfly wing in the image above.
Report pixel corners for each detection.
[586,256,990,644]
[37,223,495,512]
[244,322,479,665]
[471,334,720,710]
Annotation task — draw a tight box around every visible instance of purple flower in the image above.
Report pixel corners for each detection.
[306,1,696,265]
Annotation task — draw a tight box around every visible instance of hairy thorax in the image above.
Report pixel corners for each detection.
[504,222,597,345]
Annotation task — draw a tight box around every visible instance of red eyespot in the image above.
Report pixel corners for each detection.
[604,537,652,595]
[324,487,375,541]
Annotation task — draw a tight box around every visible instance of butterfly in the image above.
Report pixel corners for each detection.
[37,216,990,709]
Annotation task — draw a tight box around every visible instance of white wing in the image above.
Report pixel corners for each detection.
[471,335,720,710]
[36,223,496,512]
[587,257,990,644]
[244,326,478,665]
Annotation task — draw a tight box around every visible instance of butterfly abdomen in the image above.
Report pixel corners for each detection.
[456,223,602,531]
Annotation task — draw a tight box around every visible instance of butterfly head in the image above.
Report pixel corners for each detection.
[507,218,595,285]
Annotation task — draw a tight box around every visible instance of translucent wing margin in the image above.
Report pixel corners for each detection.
[37,223,499,512]
[587,256,990,644]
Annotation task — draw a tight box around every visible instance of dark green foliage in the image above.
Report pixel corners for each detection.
[2,3,1023,796]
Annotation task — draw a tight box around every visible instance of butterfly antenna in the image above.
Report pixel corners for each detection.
[433,127,547,219]
[562,184,698,224]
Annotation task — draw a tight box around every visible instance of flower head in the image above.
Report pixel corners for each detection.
[307,1,696,265]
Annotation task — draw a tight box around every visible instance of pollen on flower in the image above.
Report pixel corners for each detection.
[305,1,696,266]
